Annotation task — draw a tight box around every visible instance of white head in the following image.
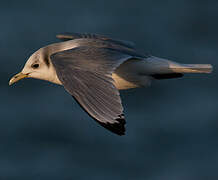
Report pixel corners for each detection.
[9,48,61,85]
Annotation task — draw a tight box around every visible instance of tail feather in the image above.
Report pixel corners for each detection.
[170,64,213,74]
[145,56,213,75]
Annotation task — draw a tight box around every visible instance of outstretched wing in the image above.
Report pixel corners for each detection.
[50,46,134,135]
[56,32,136,49]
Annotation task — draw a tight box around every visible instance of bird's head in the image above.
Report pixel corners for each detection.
[9,48,60,85]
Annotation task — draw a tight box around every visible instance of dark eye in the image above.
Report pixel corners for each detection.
[32,64,39,69]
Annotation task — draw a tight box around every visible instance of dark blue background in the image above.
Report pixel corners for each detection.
[1,0,217,179]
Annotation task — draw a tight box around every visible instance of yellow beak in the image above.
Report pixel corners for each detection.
[9,72,28,85]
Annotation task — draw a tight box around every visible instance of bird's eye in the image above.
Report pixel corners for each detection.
[32,64,39,69]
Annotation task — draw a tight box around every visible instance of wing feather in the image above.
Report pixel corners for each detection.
[50,47,133,135]
[56,32,136,49]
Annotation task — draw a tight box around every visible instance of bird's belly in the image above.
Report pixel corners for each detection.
[112,73,139,90]
[112,58,152,90]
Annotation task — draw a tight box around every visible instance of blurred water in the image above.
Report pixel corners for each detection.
[0,0,218,179]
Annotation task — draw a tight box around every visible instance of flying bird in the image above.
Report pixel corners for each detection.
[9,33,213,135]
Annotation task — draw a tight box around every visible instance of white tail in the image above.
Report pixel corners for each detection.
[144,56,213,75]
[170,64,213,74]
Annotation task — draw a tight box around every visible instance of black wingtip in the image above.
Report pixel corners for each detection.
[97,114,126,136]
[71,96,126,136]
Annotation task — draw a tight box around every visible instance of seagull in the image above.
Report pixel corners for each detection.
[9,33,213,135]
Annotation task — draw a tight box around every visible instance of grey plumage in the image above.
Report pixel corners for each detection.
[56,32,136,49]
[51,34,152,135]
[50,46,139,135]
[9,32,213,135]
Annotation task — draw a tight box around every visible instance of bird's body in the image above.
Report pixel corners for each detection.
[9,33,213,135]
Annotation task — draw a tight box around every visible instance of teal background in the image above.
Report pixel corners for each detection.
[1,0,217,179]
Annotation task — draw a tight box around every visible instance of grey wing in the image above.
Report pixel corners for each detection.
[56,32,136,49]
[50,47,133,135]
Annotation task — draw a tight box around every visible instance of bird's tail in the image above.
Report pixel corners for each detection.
[145,56,213,74]
[142,56,213,80]
[169,63,213,74]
